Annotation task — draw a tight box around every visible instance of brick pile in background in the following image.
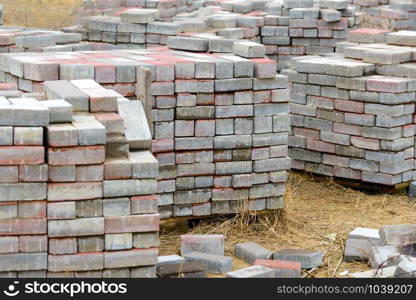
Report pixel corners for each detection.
[0,79,160,278]
[0,97,49,277]
[76,0,206,24]
[284,29,416,186]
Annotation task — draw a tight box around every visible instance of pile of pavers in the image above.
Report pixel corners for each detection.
[156,234,322,278]
[0,79,160,278]
[0,27,127,53]
[344,224,416,278]
[0,45,291,219]
[286,29,416,186]
[359,0,416,31]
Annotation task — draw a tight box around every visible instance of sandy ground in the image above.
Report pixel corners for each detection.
[160,172,416,278]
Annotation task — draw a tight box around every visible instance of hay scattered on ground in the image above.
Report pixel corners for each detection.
[0,0,83,29]
[160,172,416,278]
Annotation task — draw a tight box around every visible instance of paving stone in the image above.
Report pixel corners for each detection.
[379,224,416,245]
[234,242,272,264]
[273,249,322,269]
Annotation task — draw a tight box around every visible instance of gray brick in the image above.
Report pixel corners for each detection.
[227,265,274,278]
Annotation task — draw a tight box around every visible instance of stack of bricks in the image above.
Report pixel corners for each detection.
[0,46,290,220]
[148,46,290,219]
[285,29,416,186]
[0,27,124,53]
[72,0,360,70]
[0,79,160,278]
[77,0,206,23]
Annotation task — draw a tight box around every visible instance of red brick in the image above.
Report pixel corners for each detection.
[0,146,44,165]
[47,146,105,165]
[105,214,159,234]
[334,99,364,113]
[83,88,119,112]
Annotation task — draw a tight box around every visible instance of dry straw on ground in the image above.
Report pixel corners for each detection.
[160,172,416,278]
[0,0,83,29]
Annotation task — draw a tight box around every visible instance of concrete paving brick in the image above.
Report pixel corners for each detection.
[104,248,158,269]
[0,253,47,272]
[379,224,416,246]
[254,259,301,278]
[273,249,322,269]
[227,265,275,278]
[184,252,232,274]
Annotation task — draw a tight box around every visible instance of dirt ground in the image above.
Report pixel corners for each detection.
[160,172,416,278]
[0,0,82,29]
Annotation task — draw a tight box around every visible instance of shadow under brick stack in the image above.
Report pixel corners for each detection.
[0,79,160,278]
